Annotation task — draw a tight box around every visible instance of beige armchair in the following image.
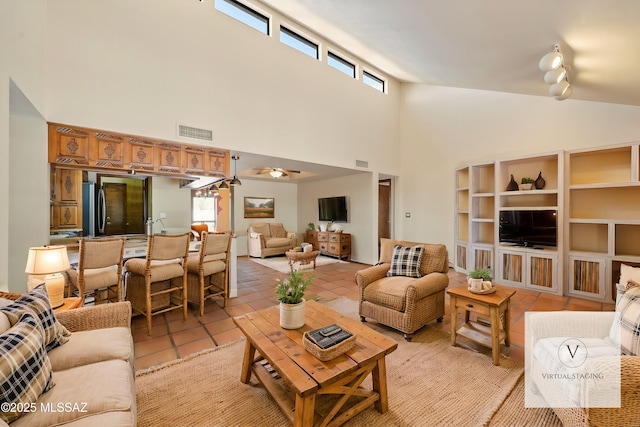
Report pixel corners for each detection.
[356,239,449,341]
[247,222,295,258]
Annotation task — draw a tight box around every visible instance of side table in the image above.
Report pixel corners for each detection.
[447,284,516,365]
[54,297,82,313]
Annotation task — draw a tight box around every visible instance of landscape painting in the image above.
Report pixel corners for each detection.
[244,197,275,218]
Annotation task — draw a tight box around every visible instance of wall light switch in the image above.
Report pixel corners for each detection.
[405,212,411,218]
[159,212,167,219]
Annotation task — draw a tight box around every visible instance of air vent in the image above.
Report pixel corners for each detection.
[177,124,213,142]
[355,160,369,168]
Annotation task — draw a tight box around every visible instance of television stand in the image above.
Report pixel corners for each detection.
[304,231,351,261]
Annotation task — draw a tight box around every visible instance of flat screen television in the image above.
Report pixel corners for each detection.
[318,196,348,222]
[499,210,557,247]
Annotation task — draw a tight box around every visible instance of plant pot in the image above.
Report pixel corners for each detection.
[280,298,305,329]
[519,183,533,191]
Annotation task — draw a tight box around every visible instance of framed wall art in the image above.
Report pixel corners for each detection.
[244,197,275,218]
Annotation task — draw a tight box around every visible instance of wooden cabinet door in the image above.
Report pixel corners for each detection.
[56,169,80,204]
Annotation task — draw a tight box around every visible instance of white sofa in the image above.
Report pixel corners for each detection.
[247,222,295,258]
[0,288,135,426]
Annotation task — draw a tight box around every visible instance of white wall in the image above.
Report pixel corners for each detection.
[297,172,374,263]
[150,177,192,234]
[0,0,48,291]
[232,179,298,256]
[45,0,402,177]
[399,84,640,262]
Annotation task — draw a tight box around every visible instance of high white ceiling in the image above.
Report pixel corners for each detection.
[260,0,640,106]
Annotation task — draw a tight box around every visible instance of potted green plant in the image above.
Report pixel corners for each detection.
[276,269,314,329]
[307,222,315,231]
[467,268,493,292]
[520,177,535,190]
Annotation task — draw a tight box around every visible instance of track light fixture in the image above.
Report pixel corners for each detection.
[539,43,572,101]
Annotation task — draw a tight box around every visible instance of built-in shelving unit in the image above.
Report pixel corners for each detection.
[455,151,563,296]
[456,142,640,302]
[565,143,640,302]
[455,163,495,273]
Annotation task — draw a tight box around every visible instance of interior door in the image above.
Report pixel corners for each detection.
[378,179,391,251]
[104,183,127,235]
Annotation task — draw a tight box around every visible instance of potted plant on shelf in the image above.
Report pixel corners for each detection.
[276,269,314,329]
[520,177,535,190]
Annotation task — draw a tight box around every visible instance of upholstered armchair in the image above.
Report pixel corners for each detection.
[356,239,449,341]
[247,222,295,258]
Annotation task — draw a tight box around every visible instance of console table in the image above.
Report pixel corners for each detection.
[304,231,351,261]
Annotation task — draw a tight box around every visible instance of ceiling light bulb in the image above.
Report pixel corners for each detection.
[544,67,566,84]
[553,84,573,100]
[549,80,570,97]
[270,170,283,178]
[539,48,563,72]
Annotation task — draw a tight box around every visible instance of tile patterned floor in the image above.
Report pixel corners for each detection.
[132,256,616,370]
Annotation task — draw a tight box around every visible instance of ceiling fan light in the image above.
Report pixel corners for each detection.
[553,84,573,100]
[544,67,566,84]
[549,80,570,97]
[539,50,563,72]
[270,170,284,178]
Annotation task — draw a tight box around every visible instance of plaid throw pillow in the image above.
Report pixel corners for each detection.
[0,284,69,352]
[387,245,424,278]
[0,311,55,423]
[612,286,640,356]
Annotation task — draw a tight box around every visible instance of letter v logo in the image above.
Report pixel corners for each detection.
[558,338,588,368]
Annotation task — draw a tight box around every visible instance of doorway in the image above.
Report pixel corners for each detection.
[378,179,392,253]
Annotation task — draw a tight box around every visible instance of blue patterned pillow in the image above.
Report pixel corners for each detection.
[387,245,424,278]
[0,284,69,352]
[0,311,55,423]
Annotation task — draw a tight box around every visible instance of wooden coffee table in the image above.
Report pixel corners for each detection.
[447,284,516,366]
[285,250,321,272]
[233,299,397,427]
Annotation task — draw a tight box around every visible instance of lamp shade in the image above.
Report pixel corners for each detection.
[539,50,563,72]
[25,246,70,275]
[549,80,571,97]
[544,67,566,84]
[230,176,242,186]
[218,180,229,189]
[553,84,573,101]
[270,170,284,178]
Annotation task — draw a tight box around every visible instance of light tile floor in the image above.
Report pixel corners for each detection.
[132,256,616,370]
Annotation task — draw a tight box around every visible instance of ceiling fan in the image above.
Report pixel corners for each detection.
[253,167,301,179]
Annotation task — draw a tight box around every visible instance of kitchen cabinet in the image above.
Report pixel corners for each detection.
[48,123,230,179]
[50,167,82,230]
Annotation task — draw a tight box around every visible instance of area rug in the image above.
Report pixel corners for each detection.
[135,297,557,426]
[250,254,346,273]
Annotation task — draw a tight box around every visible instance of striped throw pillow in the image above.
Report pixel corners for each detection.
[387,245,424,278]
[0,284,69,352]
[0,311,55,423]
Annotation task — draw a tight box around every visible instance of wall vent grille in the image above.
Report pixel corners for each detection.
[355,159,369,168]
[177,124,213,142]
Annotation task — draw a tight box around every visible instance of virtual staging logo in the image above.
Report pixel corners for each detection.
[558,338,588,368]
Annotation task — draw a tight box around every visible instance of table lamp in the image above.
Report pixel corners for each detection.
[25,245,71,308]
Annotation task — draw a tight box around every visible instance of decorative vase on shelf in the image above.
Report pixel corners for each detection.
[506,174,519,191]
[279,299,306,329]
[535,171,546,189]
